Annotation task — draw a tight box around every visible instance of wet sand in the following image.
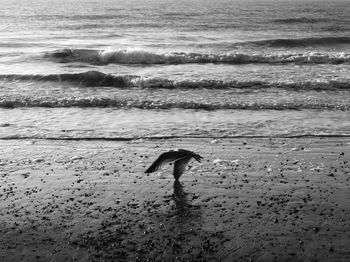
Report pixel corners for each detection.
[0,137,349,262]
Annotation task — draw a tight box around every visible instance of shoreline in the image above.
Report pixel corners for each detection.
[0,137,349,261]
[1,133,350,141]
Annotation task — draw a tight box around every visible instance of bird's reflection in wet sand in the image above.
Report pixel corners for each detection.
[173,180,201,218]
[173,180,188,213]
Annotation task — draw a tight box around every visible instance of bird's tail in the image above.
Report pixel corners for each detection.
[192,153,203,162]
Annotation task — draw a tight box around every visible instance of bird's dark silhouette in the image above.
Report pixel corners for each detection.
[145,149,203,180]
[173,180,188,212]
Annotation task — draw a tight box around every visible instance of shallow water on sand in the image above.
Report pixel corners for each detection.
[1,108,350,139]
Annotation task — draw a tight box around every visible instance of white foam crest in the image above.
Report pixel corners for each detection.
[98,48,172,64]
[98,50,350,64]
[130,76,174,88]
[51,48,350,65]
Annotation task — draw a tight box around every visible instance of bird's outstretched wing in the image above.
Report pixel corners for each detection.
[145,151,187,173]
[177,149,203,163]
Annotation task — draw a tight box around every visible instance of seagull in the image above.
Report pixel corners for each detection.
[145,149,203,180]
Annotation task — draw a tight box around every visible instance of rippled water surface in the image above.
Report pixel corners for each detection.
[0,0,349,138]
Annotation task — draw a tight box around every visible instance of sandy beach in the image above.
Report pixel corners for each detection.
[0,137,349,261]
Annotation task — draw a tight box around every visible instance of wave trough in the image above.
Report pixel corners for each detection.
[248,37,350,48]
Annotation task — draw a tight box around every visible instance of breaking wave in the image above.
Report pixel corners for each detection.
[1,71,350,90]
[47,48,350,65]
[0,71,134,87]
[0,97,348,110]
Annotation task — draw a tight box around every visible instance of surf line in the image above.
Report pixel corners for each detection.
[1,134,350,141]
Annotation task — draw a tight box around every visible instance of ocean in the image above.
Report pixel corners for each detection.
[0,0,349,139]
